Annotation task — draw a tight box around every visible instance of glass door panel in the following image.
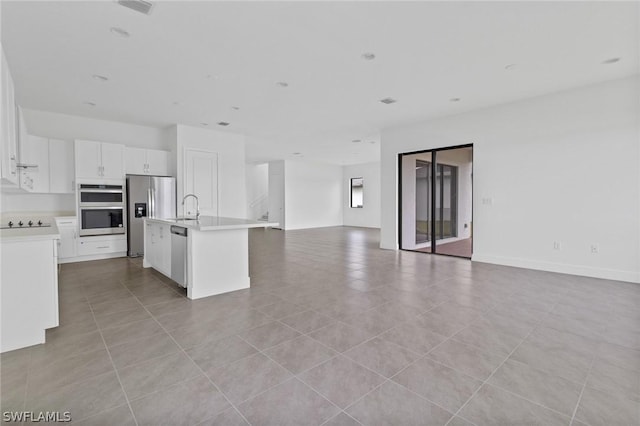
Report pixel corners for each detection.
[434,147,472,258]
[400,153,432,252]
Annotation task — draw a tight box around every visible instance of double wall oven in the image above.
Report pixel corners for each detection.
[78,184,125,236]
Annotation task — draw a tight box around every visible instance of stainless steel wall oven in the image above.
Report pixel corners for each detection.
[78,184,125,236]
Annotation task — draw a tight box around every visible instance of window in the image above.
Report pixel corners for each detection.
[350,178,364,208]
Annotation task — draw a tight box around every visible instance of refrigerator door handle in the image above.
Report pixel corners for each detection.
[147,187,153,218]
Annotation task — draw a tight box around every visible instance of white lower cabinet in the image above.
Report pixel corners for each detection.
[1,237,58,352]
[144,221,171,277]
[77,236,127,256]
[55,217,78,261]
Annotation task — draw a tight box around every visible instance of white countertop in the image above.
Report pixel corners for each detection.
[0,224,60,242]
[146,216,279,231]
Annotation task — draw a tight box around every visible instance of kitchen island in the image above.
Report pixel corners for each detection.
[1,224,60,352]
[144,216,277,299]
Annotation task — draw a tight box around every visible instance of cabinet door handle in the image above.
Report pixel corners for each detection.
[59,221,73,224]
[96,246,109,249]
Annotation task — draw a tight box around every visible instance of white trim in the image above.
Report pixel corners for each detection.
[471,253,640,284]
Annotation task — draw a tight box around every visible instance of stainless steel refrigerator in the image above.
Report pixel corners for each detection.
[126,175,176,257]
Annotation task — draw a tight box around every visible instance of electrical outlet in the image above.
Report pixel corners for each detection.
[590,244,599,254]
[553,241,561,250]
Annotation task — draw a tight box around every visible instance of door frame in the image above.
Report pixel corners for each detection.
[397,143,474,259]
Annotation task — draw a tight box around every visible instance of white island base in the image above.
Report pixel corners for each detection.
[143,216,277,300]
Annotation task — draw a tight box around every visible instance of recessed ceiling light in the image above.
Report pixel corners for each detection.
[276,81,289,88]
[601,57,621,64]
[217,122,230,127]
[361,52,376,61]
[116,0,154,16]
[92,74,109,82]
[504,64,517,70]
[83,101,96,107]
[110,27,130,38]
[352,139,362,143]
[450,97,461,102]
[379,97,397,104]
[200,122,208,126]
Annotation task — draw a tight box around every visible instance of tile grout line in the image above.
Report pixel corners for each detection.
[234,333,345,418]
[83,290,139,426]
[444,299,564,425]
[119,281,254,426]
[569,356,596,426]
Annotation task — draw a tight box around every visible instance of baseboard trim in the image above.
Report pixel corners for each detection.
[471,253,640,284]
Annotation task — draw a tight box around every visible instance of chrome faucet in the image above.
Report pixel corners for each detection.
[182,193,200,220]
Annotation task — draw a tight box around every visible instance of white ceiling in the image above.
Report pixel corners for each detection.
[2,1,638,165]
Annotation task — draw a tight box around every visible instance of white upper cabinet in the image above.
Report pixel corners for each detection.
[49,139,74,193]
[125,147,147,175]
[19,134,50,193]
[125,147,169,176]
[100,142,125,179]
[75,140,124,181]
[1,45,18,185]
[75,140,101,179]
[145,149,169,176]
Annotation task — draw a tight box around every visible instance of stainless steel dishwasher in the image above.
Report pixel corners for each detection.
[170,225,188,287]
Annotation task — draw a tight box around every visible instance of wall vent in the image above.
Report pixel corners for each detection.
[379,97,397,104]
[217,122,230,127]
[117,0,154,15]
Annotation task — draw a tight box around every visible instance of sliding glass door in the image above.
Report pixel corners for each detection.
[400,145,473,258]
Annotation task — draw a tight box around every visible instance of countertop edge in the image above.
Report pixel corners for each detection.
[144,216,279,231]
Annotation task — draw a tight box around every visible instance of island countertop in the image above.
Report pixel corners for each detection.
[145,216,279,231]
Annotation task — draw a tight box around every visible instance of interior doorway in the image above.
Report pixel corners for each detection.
[399,145,473,259]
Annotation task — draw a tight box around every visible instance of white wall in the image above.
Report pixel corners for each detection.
[284,160,343,230]
[174,125,246,218]
[381,76,640,283]
[246,163,269,220]
[268,160,285,229]
[343,162,381,228]
[1,108,172,214]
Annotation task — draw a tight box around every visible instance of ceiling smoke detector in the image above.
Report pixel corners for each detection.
[117,0,154,15]
[276,81,289,88]
[379,97,397,104]
[231,106,240,111]
[504,64,517,70]
[601,57,621,64]
[110,27,130,38]
[92,74,109,82]
[450,97,461,102]
[217,122,230,127]
[292,152,302,156]
[83,101,96,107]
[361,52,376,61]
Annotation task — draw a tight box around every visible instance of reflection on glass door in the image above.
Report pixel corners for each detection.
[435,163,458,240]
[415,160,431,245]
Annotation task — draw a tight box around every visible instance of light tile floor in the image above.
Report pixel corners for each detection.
[1,227,639,425]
